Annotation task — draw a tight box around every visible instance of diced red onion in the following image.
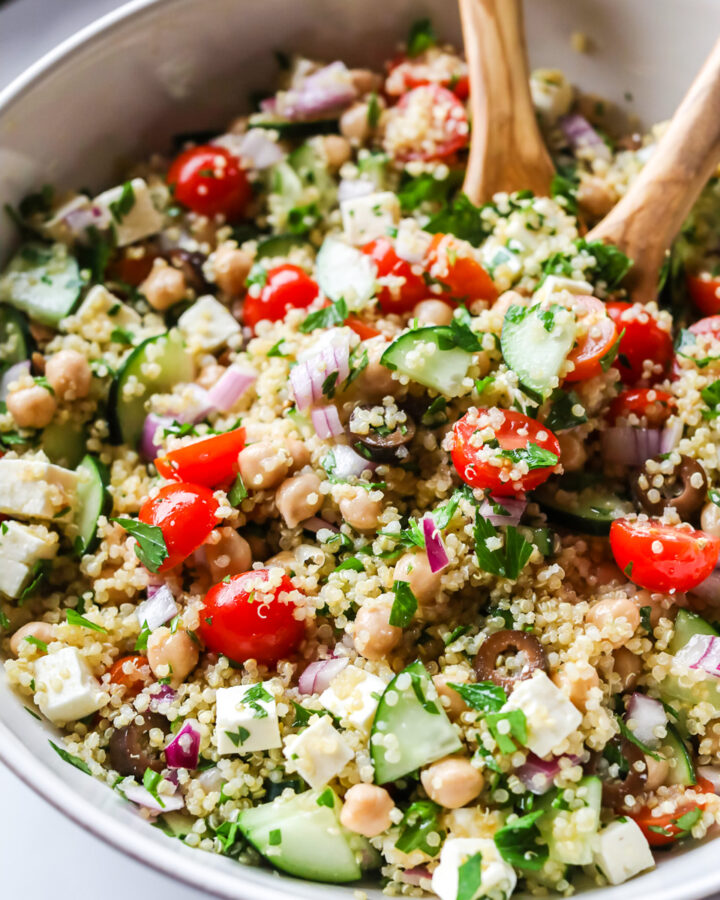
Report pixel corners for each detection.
[274,61,357,121]
[213,130,283,169]
[675,633,720,678]
[165,719,201,769]
[689,568,720,604]
[601,426,665,466]
[400,867,433,887]
[559,113,612,162]
[140,413,173,460]
[311,405,344,439]
[338,178,376,204]
[149,684,177,711]
[140,385,213,459]
[206,365,257,413]
[0,360,30,401]
[625,693,667,748]
[136,584,178,631]
[61,200,111,236]
[291,336,350,411]
[516,752,581,795]
[660,419,683,454]
[298,657,349,695]
[422,515,449,574]
[331,444,376,478]
[302,516,340,533]
[478,493,527,527]
[697,765,720,794]
[121,779,184,813]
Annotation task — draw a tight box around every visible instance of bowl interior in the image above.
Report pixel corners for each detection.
[2,0,720,898]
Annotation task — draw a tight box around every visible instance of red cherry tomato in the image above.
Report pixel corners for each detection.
[608,388,675,426]
[606,301,674,385]
[167,145,251,220]
[108,654,152,697]
[155,427,246,489]
[689,315,720,338]
[392,85,469,161]
[564,296,619,382]
[242,264,319,330]
[631,797,707,847]
[425,233,498,304]
[610,518,720,593]
[362,237,427,314]
[451,408,561,495]
[139,482,219,572]
[687,272,720,317]
[107,254,156,287]
[385,53,469,99]
[345,315,382,341]
[199,569,305,665]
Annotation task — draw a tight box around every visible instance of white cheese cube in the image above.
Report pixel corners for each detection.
[534,274,594,306]
[592,818,654,885]
[431,837,517,900]
[530,69,573,125]
[0,521,59,599]
[502,670,582,758]
[0,459,79,521]
[215,683,281,755]
[0,560,31,600]
[68,284,140,341]
[93,177,163,247]
[341,191,400,246]
[394,218,433,264]
[283,715,353,789]
[177,295,241,352]
[319,665,386,733]
[34,647,104,724]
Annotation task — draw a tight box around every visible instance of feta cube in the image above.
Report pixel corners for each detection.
[0,459,80,521]
[0,560,32,600]
[93,177,163,247]
[534,274,594,306]
[215,683,281,755]
[592,818,654,885]
[177,295,241,352]
[0,521,58,599]
[283,715,353,789]
[431,837,517,900]
[34,647,104,724]
[68,284,140,341]
[530,69,573,125]
[501,670,582,758]
[341,191,400,245]
[394,218,433,264]
[320,665,386,733]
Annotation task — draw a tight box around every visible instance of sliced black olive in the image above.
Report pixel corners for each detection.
[107,712,166,779]
[348,405,416,462]
[474,629,548,691]
[590,738,647,811]
[163,248,211,294]
[632,455,707,522]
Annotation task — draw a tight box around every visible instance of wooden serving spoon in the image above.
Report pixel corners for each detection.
[459,0,554,203]
[587,38,720,304]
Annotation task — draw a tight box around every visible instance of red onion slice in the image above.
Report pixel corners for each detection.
[478,493,527,527]
[121,779,184,813]
[206,365,257,412]
[136,585,178,631]
[213,130,284,169]
[660,419,683,454]
[675,633,720,678]
[140,413,173,461]
[311,405,344,439]
[516,752,580,795]
[302,516,340,533]
[601,426,665,466]
[0,360,31,401]
[165,719,201,769]
[298,657,349,695]
[330,444,376,478]
[422,515,449,574]
[625,693,667,748]
[291,336,350,411]
[400,866,433,887]
[559,113,612,162]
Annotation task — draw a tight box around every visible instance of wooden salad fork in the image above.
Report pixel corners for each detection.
[459,0,555,203]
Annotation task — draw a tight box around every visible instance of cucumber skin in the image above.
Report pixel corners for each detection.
[0,304,35,364]
[380,327,472,396]
[500,304,576,400]
[255,234,312,260]
[663,724,696,787]
[73,454,112,556]
[0,242,83,327]
[535,484,633,537]
[660,610,720,719]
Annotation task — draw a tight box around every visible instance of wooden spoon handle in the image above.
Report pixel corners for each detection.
[588,37,720,304]
[460,0,555,204]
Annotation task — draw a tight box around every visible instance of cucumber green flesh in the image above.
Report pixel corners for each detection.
[108,332,194,446]
[535,484,633,536]
[537,776,601,866]
[41,421,86,468]
[73,454,111,556]
[255,234,312,260]
[0,304,34,365]
[0,243,82,327]
[500,305,576,400]
[371,660,462,784]
[668,609,718,655]
[662,724,696,786]
[381,327,472,397]
[316,238,377,309]
[660,611,720,716]
[238,789,375,883]
[252,118,339,137]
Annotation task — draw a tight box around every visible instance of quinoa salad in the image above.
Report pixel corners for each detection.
[5,19,720,900]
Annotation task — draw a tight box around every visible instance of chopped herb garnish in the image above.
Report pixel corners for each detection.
[389,580,418,628]
[486,709,528,754]
[335,557,364,573]
[108,181,136,223]
[395,800,445,856]
[49,740,92,775]
[701,379,720,419]
[299,297,348,333]
[225,726,251,747]
[617,717,661,761]
[494,810,548,870]
[267,339,289,358]
[544,388,587,431]
[110,327,134,346]
[456,851,483,900]
[228,474,248,506]
[142,768,166,807]
[66,608,108,633]
[599,328,625,371]
[112,518,169,572]
[407,17,437,57]
[316,787,335,808]
[24,635,48,652]
[498,442,559,470]
[449,681,507,713]
[474,515,534,581]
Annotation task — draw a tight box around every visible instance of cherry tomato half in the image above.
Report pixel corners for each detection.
[242,264,319,330]
[362,237,427,314]
[425,233,498,304]
[631,796,708,847]
[451,408,561,495]
[610,518,720,593]
[139,482,219,572]
[606,301,674,385]
[345,315,382,341]
[385,51,469,99]
[391,85,469,161]
[199,569,305,665]
[608,388,675,427]
[167,145,251,220]
[155,427,246,489]
[564,296,618,382]
[108,654,152,697]
[687,272,720,317]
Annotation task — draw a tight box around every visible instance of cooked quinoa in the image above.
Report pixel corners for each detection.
[4,19,720,900]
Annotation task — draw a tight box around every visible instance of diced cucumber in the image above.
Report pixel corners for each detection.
[0,304,34,366]
[237,788,378,883]
[158,810,195,838]
[536,776,602,866]
[500,303,577,400]
[660,611,720,714]
[662,724,696,787]
[316,237,377,310]
[251,117,340,138]
[668,609,718,655]
[0,242,83,327]
[108,331,194,446]
[370,660,462,784]
[255,234,313,260]
[535,481,633,536]
[381,327,473,397]
[41,421,86,468]
[72,455,112,556]
[357,152,390,190]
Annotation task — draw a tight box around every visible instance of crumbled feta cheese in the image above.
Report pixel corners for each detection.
[0,521,58,599]
[93,177,163,247]
[0,459,80,521]
[501,670,582,758]
[341,191,400,245]
[177,295,241,351]
[215,683,282,755]
[282,715,353,789]
[70,284,140,333]
[394,218,433,264]
[592,818,654,885]
[431,837,517,900]
[34,647,104,724]
[319,665,386,733]
[534,274,594,305]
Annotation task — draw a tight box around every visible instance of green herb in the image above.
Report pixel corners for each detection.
[19,560,50,601]
[244,683,272,717]
[33,375,54,395]
[142,768,165,808]
[407,17,436,56]
[600,328,625,371]
[110,327,134,346]
[544,388,587,431]
[367,92,381,130]
[25,706,41,720]
[162,420,199,439]
[540,239,632,290]
[444,625,471,645]
[108,181,136,223]
[449,681,507,713]
[299,297,348,333]
[710,488,720,509]
[486,709,528,754]
[225,726,251,747]
[268,828,282,846]
[24,635,48,652]
[335,558,364,573]
[648,806,701,839]
[701,379,720,419]
[245,265,268,290]
[112,518,169,572]
[395,801,445,856]
[498,442,559,470]
[267,339,289,358]
[456,852,483,900]
[49,740,92,775]
[18,184,54,219]
[407,661,440,715]
[52,505,72,519]
[639,606,653,635]
[550,168,579,216]
[617,717,661,761]
[474,745,502,773]
[135,620,151,652]
[494,810,548,870]
[421,396,449,426]
[66,608,108,633]
[321,370,339,398]
[474,515,533,580]
[389,580,418,627]
[316,787,335,808]
[398,170,463,213]
[228,475,248,506]
[0,608,9,631]
[287,201,321,234]
[425,194,492,246]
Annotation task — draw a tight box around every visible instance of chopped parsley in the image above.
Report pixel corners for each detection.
[486,708,528,754]
[225,726,251,747]
[366,92,381,130]
[395,800,445,856]
[316,787,335,808]
[498,442,559,470]
[389,580,418,628]
[135,619,151,652]
[474,515,534,581]
[617,717,661,761]
[24,635,48,652]
[65,608,108,633]
[406,17,437,57]
[599,328,625,371]
[335,557,364,573]
[112,518,169,572]
[701,379,720,418]
[108,181,136,223]
[299,297,348,333]
[110,327,134,346]
[550,168,579,216]
[244,683,272,717]
[457,852,484,900]
[267,338,289,358]
[142,768,166,807]
[449,681,507,713]
[49,740,92,775]
[398,169,463,213]
[494,810,548,870]
[228,474,248,506]
[544,388,587,431]
[425,194,493,246]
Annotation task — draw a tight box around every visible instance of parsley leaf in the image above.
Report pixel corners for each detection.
[474,515,533,580]
[299,297,348,333]
[228,474,248,506]
[109,181,136,222]
[395,801,445,857]
[135,620,151,652]
[366,92,381,129]
[112,518,169,573]
[267,339,288,358]
[316,787,335,808]
[66,608,108,633]
[335,557,364,573]
[407,17,437,56]
[24,635,48,652]
[499,442,559,470]
[457,852,483,900]
[599,327,625,371]
[617,717,661,761]
[544,388,587,431]
[486,709,528,754]
[550,168,579,216]
[225,726,251,747]
[398,169,463,213]
[449,681,507,713]
[701,379,720,419]
[142,768,166,807]
[389,580,418,627]
[494,810,548,870]
[110,327,134,346]
[425,194,492,246]
[49,740,92,775]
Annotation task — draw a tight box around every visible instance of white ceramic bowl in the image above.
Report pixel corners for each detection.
[2,1,720,897]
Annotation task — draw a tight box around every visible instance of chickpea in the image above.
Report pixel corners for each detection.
[585,595,640,647]
[212,243,254,296]
[338,487,383,532]
[493,290,527,320]
[146,627,199,688]
[701,501,720,538]
[557,432,587,472]
[394,551,442,609]
[420,757,484,809]
[552,660,599,711]
[340,101,372,143]
[348,337,398,401]
[577,173,616,219]
[6,385,56,429]
[354,600,402,660]
[140,259,187,311]
[413,299,454,326]
[196,364,226,391]
[349,68,383,95]
[10,621,54,656]
[321,134,352,169]
[644,754,669,791]
[238,442,291,490]
[632,588,667,628]
[287,438,311,471]
[45,349,92,400]
[205,527,252,581]
[433,673,468,719]
[265,550,296,571]
[613,647,642,691]
[275,472,323,528]
[339,783,394,837]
